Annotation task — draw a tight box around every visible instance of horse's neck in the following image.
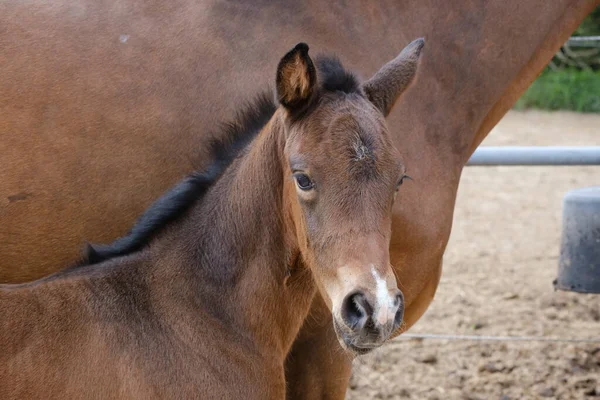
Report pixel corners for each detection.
[157,114,316,356]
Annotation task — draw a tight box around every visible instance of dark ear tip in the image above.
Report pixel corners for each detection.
[293,42,309,54]
[278,42,310,68]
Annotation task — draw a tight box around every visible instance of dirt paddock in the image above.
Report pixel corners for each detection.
[346,110,600,400]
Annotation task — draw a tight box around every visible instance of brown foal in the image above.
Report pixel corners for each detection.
[2,2,598,398]
[0,40,423,399]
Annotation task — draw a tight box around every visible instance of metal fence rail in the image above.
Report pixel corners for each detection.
[566,35,600,47]
[467,146,600,166]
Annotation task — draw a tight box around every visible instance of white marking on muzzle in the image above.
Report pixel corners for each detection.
[371,266,395,326]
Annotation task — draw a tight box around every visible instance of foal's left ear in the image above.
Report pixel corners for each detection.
[276,43,317,112]
[363,38,425,117]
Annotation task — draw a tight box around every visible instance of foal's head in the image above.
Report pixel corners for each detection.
[275,40,424,355]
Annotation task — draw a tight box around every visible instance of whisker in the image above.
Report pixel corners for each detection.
[390,263,406,291]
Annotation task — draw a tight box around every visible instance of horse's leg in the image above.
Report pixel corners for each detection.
[285,294,353,400]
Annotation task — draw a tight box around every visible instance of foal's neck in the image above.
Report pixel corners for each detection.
[155,112,315,356]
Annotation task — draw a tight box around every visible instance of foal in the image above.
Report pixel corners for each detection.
[0,39,424,399]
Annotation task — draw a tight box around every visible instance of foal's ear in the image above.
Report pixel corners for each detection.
[276,43,317,112]
[363,38,425,117]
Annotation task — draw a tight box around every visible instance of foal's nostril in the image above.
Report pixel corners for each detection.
[392,290,404,309]
[341,291,373,331]
[393,291,405,328]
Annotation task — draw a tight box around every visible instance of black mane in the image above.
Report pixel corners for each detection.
[83,55,360,265]
[83,94,277,265]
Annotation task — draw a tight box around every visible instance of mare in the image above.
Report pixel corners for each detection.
[1,1,599,398]
[0,41,423,399]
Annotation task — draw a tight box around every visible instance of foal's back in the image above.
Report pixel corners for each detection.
[1,261,132,398]
[0,256,281,399]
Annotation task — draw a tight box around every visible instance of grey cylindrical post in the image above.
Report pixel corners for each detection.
[468,146,600,166]
[555,186,600,293]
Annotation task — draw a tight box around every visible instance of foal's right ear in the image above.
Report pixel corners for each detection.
[276,43,317,112]
[363,38,425,117]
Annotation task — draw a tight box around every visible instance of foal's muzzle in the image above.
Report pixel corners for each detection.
[335,289,404,355]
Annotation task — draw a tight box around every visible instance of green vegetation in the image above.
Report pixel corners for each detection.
[515,69,600,113]
[574,6,600,36]
[516,6,600,113]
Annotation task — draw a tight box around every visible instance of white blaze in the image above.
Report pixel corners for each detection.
[371,266,395,326]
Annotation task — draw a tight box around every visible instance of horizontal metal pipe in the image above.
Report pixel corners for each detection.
[467,146,600,166]
[566,35,600,42]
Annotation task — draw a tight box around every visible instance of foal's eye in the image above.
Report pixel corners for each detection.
[396,174,412,190]
[294,173,314,190]
[396,178,404,191]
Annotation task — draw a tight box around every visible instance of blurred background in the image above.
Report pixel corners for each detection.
[347,7,600,400]
[516,7,600,113]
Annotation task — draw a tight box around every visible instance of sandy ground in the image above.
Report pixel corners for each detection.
[346,110,600,400]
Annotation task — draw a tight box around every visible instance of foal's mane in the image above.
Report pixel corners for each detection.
[84,94,277,265]
[82,56,361,265]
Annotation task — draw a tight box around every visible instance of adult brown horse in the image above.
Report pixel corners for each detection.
[1,41,421,399]
[1,1,599,399]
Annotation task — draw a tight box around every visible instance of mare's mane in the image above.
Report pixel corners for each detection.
[83,56,361,265]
